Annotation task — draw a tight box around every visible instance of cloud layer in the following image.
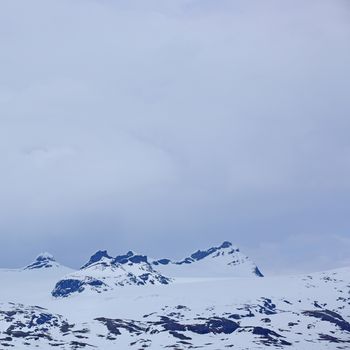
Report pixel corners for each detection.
[1,0,350,273]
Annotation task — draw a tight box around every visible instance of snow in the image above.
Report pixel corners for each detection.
[36,252,55,261]
[152,241,263,277]
[0,247,349,349]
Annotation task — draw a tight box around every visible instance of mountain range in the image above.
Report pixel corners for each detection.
[0,241,349,349]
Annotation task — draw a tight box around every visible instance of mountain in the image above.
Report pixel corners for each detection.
[0,243,348,349]
[152,241,263,277]
[24,252,62,270]
[52,250,171,297]
[52,242,261,297]
[1,263,350,349]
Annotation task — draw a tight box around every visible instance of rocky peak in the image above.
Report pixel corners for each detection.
[81,250,113,270]
[24,253,59,270]
[114,251,148,265]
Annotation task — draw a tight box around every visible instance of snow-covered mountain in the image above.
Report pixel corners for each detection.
[52,250,171,297]
[152,241,263,277]
[0,252,72,276]
[52,241,262,297]
[0,243,349,349]
[24,252,62,270]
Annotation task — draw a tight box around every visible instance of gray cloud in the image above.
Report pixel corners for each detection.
[0,0,350,273]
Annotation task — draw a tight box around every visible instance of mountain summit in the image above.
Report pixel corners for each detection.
[24,253,61,270]
[80,250,113,269]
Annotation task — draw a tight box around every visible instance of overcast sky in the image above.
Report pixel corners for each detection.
[0,0,350,274]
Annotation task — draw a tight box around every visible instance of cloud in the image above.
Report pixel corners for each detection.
[248,234,350,275]
[0,0,349,270]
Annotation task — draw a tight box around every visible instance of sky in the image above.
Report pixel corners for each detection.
[0,0,350,274]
